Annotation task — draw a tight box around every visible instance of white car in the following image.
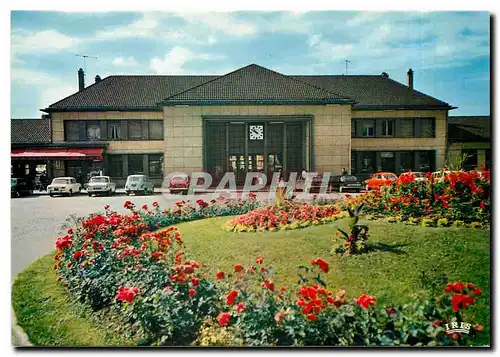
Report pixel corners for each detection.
[47,177,82,197]
[86,176,117,196]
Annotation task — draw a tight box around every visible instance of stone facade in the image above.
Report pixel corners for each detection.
[163,104,352,176]
[351,109,448,169]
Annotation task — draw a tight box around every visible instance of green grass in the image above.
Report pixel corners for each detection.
[12,254,134,347]
[12,217,490,346]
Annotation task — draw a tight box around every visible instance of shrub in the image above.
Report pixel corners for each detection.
[343,168,490,225]
[422,217,436,228]
[332,204,372,256]
[437,218,450,228]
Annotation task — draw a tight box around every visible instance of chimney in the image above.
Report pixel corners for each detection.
[78,68,85,91]
[95,75,102,83]
[381,72,389,79]
[407,68,414,89]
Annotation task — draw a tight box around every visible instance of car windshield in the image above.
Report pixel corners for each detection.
[53,179,70,184]
[172,175,188,181]
[128,176,142,182]
[90,177,109,183]
[341,175,357,182]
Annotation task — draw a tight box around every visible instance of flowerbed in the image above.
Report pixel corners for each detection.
[51,201,486,346]
[225,201,348,232]
[343,169,490,227]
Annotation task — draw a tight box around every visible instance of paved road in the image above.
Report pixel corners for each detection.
[11,190,355,280]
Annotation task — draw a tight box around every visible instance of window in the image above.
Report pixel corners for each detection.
[397,119,414,138]
[360,152,376,173]
[379,152,395,172]
[65,121,80,141]
[149,154,163,176]
[148,121,164,140]
[362,121,375,137]
[128,154,144,174]
[86,121,101,140]
[416,118,435,138]
[108,155,123,177]
[485,149,491,169]
[108,121,121,139]
[462,149,478,170]
[398,151,413,174]
[381,120,394,136]
[128,120,142,140]
[418,151,435,172]
[351,121,356,137]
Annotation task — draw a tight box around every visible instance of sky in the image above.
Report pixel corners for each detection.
[10,11,490,118]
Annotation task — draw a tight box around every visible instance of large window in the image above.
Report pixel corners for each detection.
[397,119,414,138]
[128,120,142,140]
[462,149,478,170]
[108,121,121,139]
[399,151,413,174]
[86,121,101,140]
[381,120,393,136]
[128,154,144,174]
[416,118,435,138]
[64,121,80,141]
[362,121,375,137]
[148,121,164,140]
[148,154,163,176]
[108,155,123,177]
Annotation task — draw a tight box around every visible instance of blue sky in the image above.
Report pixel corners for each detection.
[10,11,490,117]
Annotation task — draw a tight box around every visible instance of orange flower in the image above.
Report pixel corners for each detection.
[216,271,225,280]
[234,264,244,272]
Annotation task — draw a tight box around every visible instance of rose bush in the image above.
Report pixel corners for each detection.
[343,168,490,226]
[226,200,348,232]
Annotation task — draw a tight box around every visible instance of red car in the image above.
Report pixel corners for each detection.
[364,172,398,190]
[168,173,190,195]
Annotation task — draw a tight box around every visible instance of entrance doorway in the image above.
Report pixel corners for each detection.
[204,118,310,185]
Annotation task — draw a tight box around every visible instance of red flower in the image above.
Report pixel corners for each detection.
[104,204,110,210]
[191,277,200,287]
[306,313,317,321]
[444,283,454,293]
[152,201,159,208]
[311,258,329,273]
[196,199,209,207]
[356,294,376,309]
[261,280,275,291]
[466,282,476,289]
[234,264,244,272]
[451,294,475,312]
[454,282,464,293]
[116,286,140,303]
[72,250,85,260]
[248,192,257,199]
[474,324,485,332]
[432,320,441,327]
[151,251,163,261]
[256,255,263,265]
[141,204,148,210]
[216,271,225,280]
[55,235,72,250]
[67,228,73,235]
[226,290,239,306]
[217,312,231,326]
[123,201,135,209]
[189,288,196,297]
[280,286,287,293]
[479,201,485,209]
[235,302,247,313]
[473,288,482,296]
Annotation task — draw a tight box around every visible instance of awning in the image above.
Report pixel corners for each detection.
[11,148,104,161]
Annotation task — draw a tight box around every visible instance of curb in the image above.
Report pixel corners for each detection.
[11,306,33,347]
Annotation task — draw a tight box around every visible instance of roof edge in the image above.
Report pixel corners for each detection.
[162,99,355,106]
[41,106,163,113]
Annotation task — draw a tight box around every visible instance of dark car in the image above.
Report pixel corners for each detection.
[330,175,364,193]
[11,178,33,197]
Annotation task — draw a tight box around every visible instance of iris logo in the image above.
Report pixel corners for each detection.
[445,322,471,335]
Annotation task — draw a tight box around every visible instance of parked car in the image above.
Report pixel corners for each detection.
[364,172,398,190]
[330,175,364,192]
[11,177,33,197]
[86,176,116,196]
[399,171,428,182]
[47,177,82,197]
[125,174,155,195]
[168,173,190,195]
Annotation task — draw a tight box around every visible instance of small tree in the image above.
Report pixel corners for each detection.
[332,204,371,255]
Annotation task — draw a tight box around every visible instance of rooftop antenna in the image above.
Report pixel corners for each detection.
[75,54,98,74]
[345,60,351,75]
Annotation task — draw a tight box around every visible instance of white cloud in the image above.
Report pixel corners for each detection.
[149,46,226,74]
[308,34,322,47]
[178,12,256,37]
[11,29,80,54]
[96,13,160,39]
[112,56,138,67]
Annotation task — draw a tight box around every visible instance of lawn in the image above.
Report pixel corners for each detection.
[12,216,491,346]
